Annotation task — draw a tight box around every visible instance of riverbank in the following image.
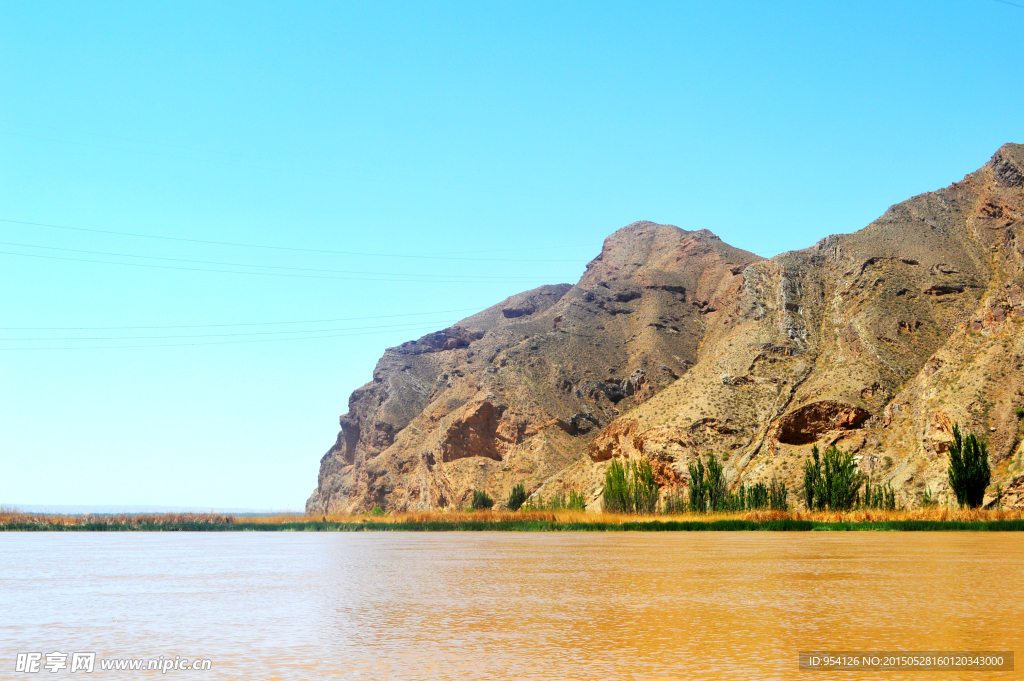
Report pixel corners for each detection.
[3,508,1024,531]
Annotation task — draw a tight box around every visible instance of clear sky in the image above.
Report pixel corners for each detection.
[1,1,1022,510]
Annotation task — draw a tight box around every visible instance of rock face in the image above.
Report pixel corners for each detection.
[308,144,1024,512]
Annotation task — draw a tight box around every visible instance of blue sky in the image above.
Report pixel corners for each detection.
[1,1,1022,510]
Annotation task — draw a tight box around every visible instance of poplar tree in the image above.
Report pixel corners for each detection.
[947,424,991,509]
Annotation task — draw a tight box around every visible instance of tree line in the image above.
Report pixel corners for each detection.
[469,421,995,514]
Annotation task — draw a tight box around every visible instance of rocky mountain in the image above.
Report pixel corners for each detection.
[308,143,1024,513]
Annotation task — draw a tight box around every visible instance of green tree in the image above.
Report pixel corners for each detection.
[603,459,631,513]
[602,459,660,514]
[802,444,865,510]
[687,456,707,512]
[471,489,494,510]
[947,424,991,509]
[632,459,660,514]
[746,481,769,510]
[802,445,823,510]
[769,476,789,511]
[705,453,727,511]
[686,453,731,512]
[506,483,528,511]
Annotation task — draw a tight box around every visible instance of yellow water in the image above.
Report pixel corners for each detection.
[1,532,1021,679]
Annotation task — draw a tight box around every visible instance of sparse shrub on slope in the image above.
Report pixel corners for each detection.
[947,424,991,509]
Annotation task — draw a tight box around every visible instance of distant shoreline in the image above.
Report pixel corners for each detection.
[3,509,1024,533]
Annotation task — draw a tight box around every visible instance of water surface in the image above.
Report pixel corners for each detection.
[1,532,1021,679]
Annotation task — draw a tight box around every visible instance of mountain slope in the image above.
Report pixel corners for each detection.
[309,144,1024,513]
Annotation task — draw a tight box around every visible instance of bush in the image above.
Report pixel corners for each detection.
[662,491,688,514]
[567,489,587,511]
[522,489,585,512]
[1015,405,1024,420]
[471,489,494,510]
[802,444,865,511]
[370,505,385,517]
[506,483,528,511]
[714,476,788,512]
[769,476,789,511]
[602,459,661,514]
[862,477,896,510]
[921,486,937,508]
[947,424,991,509]
[746,481,770,510]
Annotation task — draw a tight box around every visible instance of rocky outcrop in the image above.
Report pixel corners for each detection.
[439,401,524,462]
[775,401,871,445]
[309,143,1024,512]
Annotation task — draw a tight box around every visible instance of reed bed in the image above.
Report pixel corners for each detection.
[2,505,1023,531]
[0,507,236,530]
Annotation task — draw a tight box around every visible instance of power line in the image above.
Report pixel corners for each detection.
[0,321,466,350]
[0,122,598,213]
[0,239,564,281]
[0,217,588,263]
[1,318,463,341]
[0,307,481,331]
[0,249,569,284]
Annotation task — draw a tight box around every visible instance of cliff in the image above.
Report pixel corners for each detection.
[308,143,1024,513]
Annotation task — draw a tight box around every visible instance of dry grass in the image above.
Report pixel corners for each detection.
[2,505,1022,529]
[0,507,235,528]
[284,506,1024,525]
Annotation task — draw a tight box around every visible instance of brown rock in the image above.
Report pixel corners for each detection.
[775,401,871,445]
